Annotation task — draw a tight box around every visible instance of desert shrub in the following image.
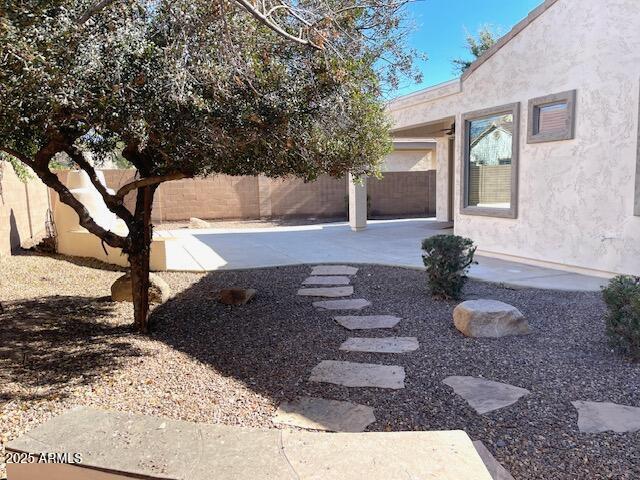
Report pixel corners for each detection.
[421,235,476,299]
[602,275,640,359]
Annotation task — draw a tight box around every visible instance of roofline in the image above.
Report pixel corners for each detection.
[461,0,561,81]
[389,78,460,104]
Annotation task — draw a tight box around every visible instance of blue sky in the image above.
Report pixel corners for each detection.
[392,0,543,98]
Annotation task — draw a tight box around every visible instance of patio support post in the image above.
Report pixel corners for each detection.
[348,173,367,231]
[435,136,452,222]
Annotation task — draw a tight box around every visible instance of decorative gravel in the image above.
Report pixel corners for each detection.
[1,255,640,479]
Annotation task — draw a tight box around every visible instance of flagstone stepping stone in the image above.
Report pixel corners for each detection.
[340,337,419,354]
[303,276,351,286]
[472,441,515,480]
[453,300,529,338]
[571,400,640,433]
[272,396,376,432]
[309,360,405,389]
[313,299,370,310]
[334,315,401,330]
[297,286,354,298]
[311,265,358,276]
[443,376,530,415]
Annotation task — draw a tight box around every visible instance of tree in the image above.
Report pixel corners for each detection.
[452,26,497,74]
[1,0,420,332]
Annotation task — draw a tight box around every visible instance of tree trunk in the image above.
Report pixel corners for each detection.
[129,185,156,333]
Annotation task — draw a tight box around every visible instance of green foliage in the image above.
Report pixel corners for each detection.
[0,0,419,181]
[421,235,477,299]
[0,152,33,182]
[452,26,497,74]
[602,275,640,360]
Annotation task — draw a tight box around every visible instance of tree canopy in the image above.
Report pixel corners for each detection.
[1,0,421,331]
[452,26,497,74]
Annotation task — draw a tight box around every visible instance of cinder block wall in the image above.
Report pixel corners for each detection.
[368,171,436,218]
[0,162,50,257]
[269,176,347,217]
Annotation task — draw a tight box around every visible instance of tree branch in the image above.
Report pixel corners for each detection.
[64,146,135,225]
[116,172,188,198]
[1,145,128,250]
[75,0,117,25]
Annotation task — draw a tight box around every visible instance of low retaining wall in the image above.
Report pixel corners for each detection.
[0,162,50,257]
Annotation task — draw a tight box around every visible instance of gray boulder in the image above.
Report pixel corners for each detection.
[111,272,171,304]
[453,299,529,338]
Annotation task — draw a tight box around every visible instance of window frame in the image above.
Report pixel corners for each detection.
[460,102,520,219]
[527,90,576,144]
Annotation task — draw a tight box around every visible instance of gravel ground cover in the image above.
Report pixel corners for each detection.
[1,253,639,479]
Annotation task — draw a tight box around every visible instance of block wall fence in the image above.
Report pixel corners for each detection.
[1,165,435,256]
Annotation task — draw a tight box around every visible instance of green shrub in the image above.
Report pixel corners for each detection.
[602,275,640,359]
[421,235,476,299]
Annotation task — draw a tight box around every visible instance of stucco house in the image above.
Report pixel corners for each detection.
[366,0,640,278]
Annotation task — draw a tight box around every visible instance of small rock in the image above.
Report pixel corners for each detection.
[189,217,210,229]
[111,273,171,303]
[218,288,256,305]
[453,299,530,338]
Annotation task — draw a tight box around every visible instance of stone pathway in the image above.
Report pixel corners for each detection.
[303,276,351,285]
[442,376,530,415]
[273,396,376,432]
[571,400,640,433]
[311,265,358,276]
[334,315,401,330]
[309,360,405,389]
[313,298,371,310]
[273,265,416,432]
[340,337,419,354]
[297,286,354,297]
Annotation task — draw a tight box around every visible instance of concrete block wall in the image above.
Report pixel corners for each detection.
[269,176,348,218]
[0,162,50,257]
[368,171,436,218]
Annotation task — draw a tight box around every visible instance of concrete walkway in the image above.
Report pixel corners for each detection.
[157,218,608,291]
[7,406,493,480]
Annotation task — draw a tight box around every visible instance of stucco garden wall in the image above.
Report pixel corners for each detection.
[0,162,50,257]
[388,0,640,276]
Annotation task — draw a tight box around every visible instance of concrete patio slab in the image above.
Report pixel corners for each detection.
[313,299,371,310]
[309,360,405,389]
[272,396,376,432]
[303,276,351,285]
[311,265,359,276]
[158,219,609,291]
[339,337,419,353]
[6,407,493,480]
[571,400,640,433]
[297,286,354,297]
[334,315,402,330]
[443,376,530,415]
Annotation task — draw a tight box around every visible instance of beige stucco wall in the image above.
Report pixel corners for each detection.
[389,0,640,276]
[382,150,435,172]
[0,161,50,257]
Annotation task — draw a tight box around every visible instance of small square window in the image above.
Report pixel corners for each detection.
[527,90,576,143]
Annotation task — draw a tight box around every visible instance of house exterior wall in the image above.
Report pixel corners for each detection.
[388,0,640,276]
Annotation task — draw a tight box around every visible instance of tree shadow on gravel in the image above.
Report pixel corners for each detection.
[150,267,336,405]
[0,295,142,402]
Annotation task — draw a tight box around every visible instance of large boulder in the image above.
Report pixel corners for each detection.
[111,273,171,304]
[453,299,529,338]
